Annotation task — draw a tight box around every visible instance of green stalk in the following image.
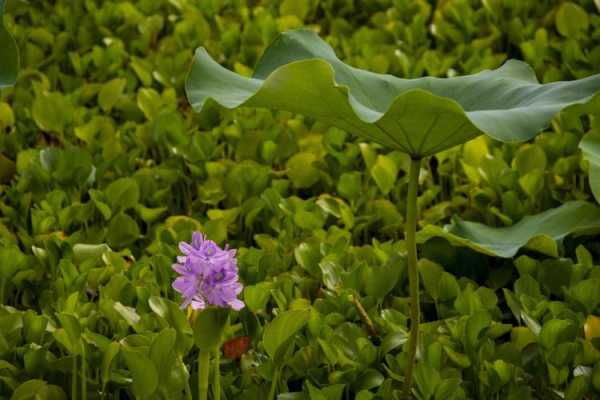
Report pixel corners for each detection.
[72,355,78,400]
[213,349,221,400]
[184,355,193,400]
[268,366,281,400]
[82,346,88,400]
[198,351,210,400]
[402,157,422,399]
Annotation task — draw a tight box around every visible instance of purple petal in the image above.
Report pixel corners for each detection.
[192,232,205,249]
[172,263,187,274]
[228,299,245,310]
[191,298,206,310]
[179,241,194,255]
[172,277,189,293]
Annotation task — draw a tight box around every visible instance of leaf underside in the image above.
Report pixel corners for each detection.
[417,201,600,258]
[186,29,600,157]
[0,0,18,88]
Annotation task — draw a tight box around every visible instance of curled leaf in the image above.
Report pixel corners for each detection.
[418,201,600,258]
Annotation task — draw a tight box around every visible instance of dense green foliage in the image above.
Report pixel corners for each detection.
[2,1,600,399]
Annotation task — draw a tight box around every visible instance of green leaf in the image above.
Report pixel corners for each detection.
[294,242,322,277]
[150,328,177,384]
[10,379,66,400]
[353,369,384,391]
[418,258,443,300]
[98,78,127,112]
[280,0,310,20]
[89,189,112,220]
[364,255,403,300]
[465,311,491,351]
[105,177,140,212]
[567,279,600,314]
[100,342,120,390]
[32,92,73,133]
[137,88,162,120]
[565,375,589,400]
[538,319,577,350]
[511,327,536,352]
[192,308,228,351]
[438,272,460,302]
[0,0,18,88]
[72,243,111,264]
[121,348,159,399]
[148,296,193,353]
[186,29,600,157]
[580,131,600,203]
[443,346,471,368]
[243,282,273,313]
[106,213,140,248]
[113,301,141,327]
[370,155,398,195]
[54,313,82,355]
[135,204,167,224]
[39,147,94,185]
[556,2,589,38]
[512,144,547,176]
[286,152,320,188]
[418,201,600,258]
[263,309,310,365]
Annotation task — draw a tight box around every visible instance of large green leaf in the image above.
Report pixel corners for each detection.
[262,309,310,365]
[417,201,600,258]
[186,29,600,157]
[0,0,18,88]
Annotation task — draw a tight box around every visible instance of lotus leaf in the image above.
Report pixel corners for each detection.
[186,29,600,158]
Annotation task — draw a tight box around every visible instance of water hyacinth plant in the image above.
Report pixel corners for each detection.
[186,28,600,397]
[172,232,244,311]
[173,232,244,400]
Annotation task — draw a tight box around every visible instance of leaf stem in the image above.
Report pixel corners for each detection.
[72,355,78,400]
[403,157,421,399]
[82,347,88,400]
[213,349,221,400]
[268,366,281,400]
[350,292,377,336]
[198,350,210,400]
[184,357,193,400]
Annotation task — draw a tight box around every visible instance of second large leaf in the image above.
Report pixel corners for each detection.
[417,201,600,258]
[186,29,600,157]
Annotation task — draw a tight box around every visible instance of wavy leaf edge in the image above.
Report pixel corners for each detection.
[417,201,600,258]
[186,29,600,157]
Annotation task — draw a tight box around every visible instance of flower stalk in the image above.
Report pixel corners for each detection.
[198,350,210,400]
[213,349,221,400]
[173,232,244,400]
[403,157,422,398]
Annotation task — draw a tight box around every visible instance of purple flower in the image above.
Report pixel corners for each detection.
[172,232,244,311]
